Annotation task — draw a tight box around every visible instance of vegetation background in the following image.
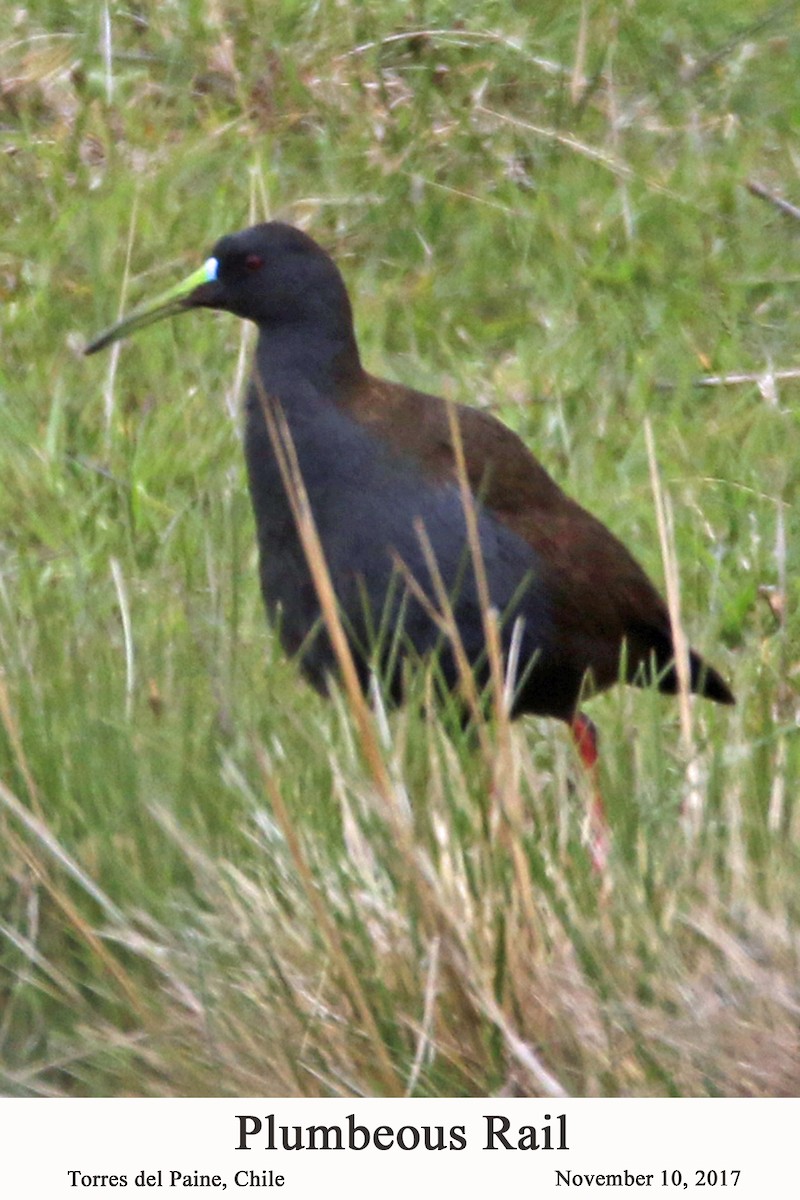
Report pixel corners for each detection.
[1,0,798,1097]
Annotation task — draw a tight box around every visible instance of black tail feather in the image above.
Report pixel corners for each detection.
[630,625,735,705]
[688,648,735,705]
[654,643,735,706]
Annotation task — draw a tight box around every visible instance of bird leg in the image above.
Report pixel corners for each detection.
[570,712,609,873]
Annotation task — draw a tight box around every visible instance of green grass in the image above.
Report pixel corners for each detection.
[1,0,798,1097]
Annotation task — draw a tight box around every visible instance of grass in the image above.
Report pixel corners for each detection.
[1,0,799,1096]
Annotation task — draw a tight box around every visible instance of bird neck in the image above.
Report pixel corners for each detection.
[254,322,364,399]
[243,325,367,550]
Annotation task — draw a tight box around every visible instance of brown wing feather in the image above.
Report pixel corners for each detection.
[341,374,731,702]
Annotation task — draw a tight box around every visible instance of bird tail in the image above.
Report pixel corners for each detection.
[646,630,735,706]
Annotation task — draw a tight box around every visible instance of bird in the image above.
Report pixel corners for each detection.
[85,221,734,864]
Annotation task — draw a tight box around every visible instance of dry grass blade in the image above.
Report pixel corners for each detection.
[695,367,800,388]
[0,781,147,1015]
[0,778,124,924]
[400,519,489,744]
[644,420,705,832]
[746,178,800,222]
[479,992,568,1098]
[644,419,693,751]
[110,556,134,719]
[404,934,440,1096]
[398,174,529,218]
[474,105,708,212]
[444,401,506,727]
[103,193,139,445]
[255,746,404,1096]
[0,672,41,815]
[0,918,83,1004]
[571,0,589,105]
[337,28,573,77]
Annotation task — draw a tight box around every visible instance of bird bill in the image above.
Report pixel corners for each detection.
[84,257,218,355]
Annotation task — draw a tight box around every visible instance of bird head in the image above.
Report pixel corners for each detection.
[84,222,353,355]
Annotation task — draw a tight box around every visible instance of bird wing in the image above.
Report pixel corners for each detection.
[343,374,677,694]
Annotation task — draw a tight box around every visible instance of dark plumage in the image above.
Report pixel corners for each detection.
[86,222,734,860]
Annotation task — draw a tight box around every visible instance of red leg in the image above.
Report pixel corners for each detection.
[570,712,609,872]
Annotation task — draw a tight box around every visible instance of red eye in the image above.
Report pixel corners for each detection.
[245,254,264,272]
